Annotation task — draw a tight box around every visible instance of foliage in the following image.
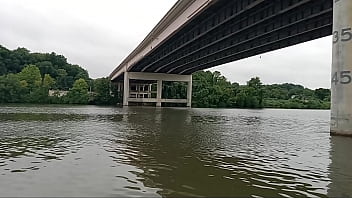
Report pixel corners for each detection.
[189,70,330,109]
[0,74,24,103]
[66,78,89,104]
[162,81,187,99]
[192,71,234,108]
[43,74,55,88]
[0,45,100,105]
[315,88,331,101]
[0,45,90,89]
[92,77,116,105]
[0,61,113,106]
[17,64,42,91]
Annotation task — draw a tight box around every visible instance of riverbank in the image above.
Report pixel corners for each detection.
[0,102,330,110]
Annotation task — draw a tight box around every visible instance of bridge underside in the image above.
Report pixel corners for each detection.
[111,0,352,137]
[127,0,332,75]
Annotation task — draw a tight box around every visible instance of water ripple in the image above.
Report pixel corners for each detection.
[0,105,351,197]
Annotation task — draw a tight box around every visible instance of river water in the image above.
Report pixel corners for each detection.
[0,105,351,197]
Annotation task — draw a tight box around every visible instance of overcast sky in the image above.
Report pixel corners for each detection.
[0,0,332,89]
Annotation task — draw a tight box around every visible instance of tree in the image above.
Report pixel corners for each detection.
[0,74,24,103]
[28,74,57,104]
[56,69,68,90]
[17,64,42,91]
[93,77,113,105]
[246,77,263,108]
[192,71,234,108]
[315,88,330,101]
[247,77,262,89]
[36,61,57,78]
[66,78,89,104]
[43,74,55,88]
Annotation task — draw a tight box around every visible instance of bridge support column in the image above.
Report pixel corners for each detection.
[187,75,192,107]
[331,0,352,137]
[156,80,162,107]
[123,71,129,106]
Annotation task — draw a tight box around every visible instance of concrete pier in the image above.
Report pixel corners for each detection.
[123,72,192,107]
[331,0,352,136]
[123,71,130,106]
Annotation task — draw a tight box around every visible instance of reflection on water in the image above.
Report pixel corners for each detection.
[0,105,351,197]
[328,136,352,197]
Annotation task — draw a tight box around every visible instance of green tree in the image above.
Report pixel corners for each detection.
[66,78,89,104]
[247,77,263,108]
[0,74,24,103]
[315,88,330,101]
[28,74,57,104]
[43,74,55,88]
[36,61,57,78]
[17,64,42,91]
[247,77,262,89]
[93,77,113,105]
[192,71,234,108]
[56,69,68,90]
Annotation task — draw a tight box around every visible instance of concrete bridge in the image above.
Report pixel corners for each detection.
[110,0,352,137]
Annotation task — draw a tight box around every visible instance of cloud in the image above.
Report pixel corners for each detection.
[0,0,177,78]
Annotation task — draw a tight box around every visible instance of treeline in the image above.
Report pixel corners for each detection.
[0,45,330,109]
[0,45,89,90]
[0,46,118,105]
[166,71,330,109]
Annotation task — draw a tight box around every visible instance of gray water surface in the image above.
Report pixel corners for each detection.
[0,105,351,197]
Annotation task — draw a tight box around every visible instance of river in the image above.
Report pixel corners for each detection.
[0,105,351,197]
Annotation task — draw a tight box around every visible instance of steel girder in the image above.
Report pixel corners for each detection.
[129,0,333,75]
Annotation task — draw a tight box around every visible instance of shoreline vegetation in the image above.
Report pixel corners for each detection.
[0,45,330,109]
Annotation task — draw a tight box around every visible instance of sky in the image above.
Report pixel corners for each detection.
[0,0,332,89]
